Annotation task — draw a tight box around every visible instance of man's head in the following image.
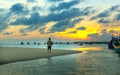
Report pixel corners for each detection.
[49,38,51,40]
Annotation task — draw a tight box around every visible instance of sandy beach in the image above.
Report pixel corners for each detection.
[0,47,81,64]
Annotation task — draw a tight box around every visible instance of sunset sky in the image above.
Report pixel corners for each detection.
[0,0,120,41]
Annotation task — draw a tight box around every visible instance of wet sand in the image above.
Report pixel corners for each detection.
[0,47,81,64]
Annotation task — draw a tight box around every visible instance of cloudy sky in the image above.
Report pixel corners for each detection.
[0,0,120,41]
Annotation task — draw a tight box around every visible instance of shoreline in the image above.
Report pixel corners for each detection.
[0,47,82,64]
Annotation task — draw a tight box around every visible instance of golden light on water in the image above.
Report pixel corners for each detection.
[74,47,103,51]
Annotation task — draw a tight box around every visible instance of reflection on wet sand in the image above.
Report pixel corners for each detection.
[74,46,103,51]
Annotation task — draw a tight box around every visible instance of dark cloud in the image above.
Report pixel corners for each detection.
[39,27,46,34]
[48,0,63,2]
[98,11,110,18]
[21,33,28,36]
[90,5,120,21]
[0,12,9,32]
[9,3,29,15]
[20,29,27,33]
[48,8,81,21]
[10,8,81,26]
[32,6,41,11]
[49,7,90,21]
[10,7,93,33]
[10,17,28,25]
[82,7,95,16]
[0,3,30,33]
[110,5,120,11]
[9,2,93,33]
[90,17,96,20]
[50,19,70,33]
[98,19,110,24]
[27,0,36,2]
[10,3,24,13]
[50,0,82,11]
[77,26,86,30]
[3,32,13,35]
[115,14,120,20]
[68,31,77,34]
[0,9,5,13]
[49,18,83,33]
[0,10,3,17]
[26,12,41,25]
[40,18,83,33]
[73,18,84,23]
[19,26,38,33]
[90,11,109,20]
[0,22,8,32]
[0,8,12,21]
[10,12,41,26]
[89,5,120,25]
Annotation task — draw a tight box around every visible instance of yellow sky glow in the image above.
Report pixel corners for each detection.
[54,20,104,40]
[0,20,120,41]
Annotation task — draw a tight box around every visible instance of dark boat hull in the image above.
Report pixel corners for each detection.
[115,48,120,53]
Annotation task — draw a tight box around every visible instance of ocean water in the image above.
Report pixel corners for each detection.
[0,44,120,75]
[0,42,80,50]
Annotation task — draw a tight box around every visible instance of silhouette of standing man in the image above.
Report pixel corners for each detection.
[47,38,53,53]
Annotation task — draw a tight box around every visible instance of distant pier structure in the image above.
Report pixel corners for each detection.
[27,42,30,45]
[21,42,24,45]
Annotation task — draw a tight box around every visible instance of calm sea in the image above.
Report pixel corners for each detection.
[0,44,120,75]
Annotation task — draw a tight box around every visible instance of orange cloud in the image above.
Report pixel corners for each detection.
[44,22,57,33]
[1,25,28,39]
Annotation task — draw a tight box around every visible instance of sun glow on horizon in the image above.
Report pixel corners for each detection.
[53,20,104,41]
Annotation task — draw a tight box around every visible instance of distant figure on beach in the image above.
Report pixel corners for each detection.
[47,38,53,53]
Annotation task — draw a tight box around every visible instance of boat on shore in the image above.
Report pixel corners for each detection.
[108,35,120,53]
